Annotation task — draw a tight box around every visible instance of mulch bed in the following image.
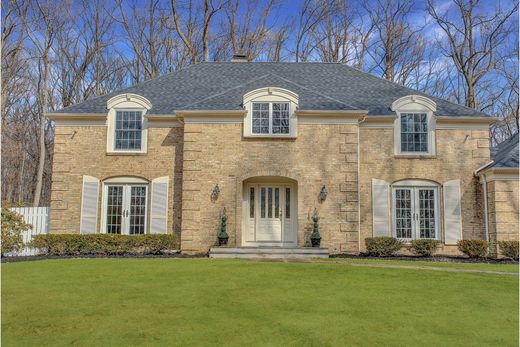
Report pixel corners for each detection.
[3,253,518,264]
[331,253,519,264]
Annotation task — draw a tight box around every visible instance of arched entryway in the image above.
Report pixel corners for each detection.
[241,176,298,247]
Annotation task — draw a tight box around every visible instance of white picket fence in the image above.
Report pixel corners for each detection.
[7,207,50,256]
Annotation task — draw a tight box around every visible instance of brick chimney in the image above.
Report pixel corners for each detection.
[231,53,248,62]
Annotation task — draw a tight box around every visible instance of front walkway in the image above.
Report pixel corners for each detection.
[244,258,519,275]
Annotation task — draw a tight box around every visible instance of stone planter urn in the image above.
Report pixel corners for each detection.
[310,209,321,247]
[217,208,229,246]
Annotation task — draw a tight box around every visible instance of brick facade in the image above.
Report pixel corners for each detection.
[49,118,516,256]
[180,122,359,254]
[359,127,490,254]
[50,125,183,235]
[486,179,519,256]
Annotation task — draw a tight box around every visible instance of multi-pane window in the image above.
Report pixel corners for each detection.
[104,184,147,235]
[393,186,437,240]
[395,189,413,239]
[106,186,124,234]
[129,186,147,235]
[400,113,428,153]
[115,111,142,150]
[418,189,436,239]
[252,102,290,135]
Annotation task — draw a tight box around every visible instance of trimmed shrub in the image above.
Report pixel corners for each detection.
[409,239,439,257]
[498,241,519,260]
[31,234,180,256]
[365,237,403,257]
[1,207,30,256]
[457,240,488,258]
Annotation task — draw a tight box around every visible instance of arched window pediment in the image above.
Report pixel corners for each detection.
[243,87,299,105]
[107,93,152,110]
[391,95,436,113]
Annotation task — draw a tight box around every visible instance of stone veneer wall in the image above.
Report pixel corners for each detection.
[50,125,183,234]
[359,128,490,255]
[180,123,359,254]
[486,179,519,256]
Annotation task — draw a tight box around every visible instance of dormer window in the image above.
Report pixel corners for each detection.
[252,102,290,134]
[400,113,428,153]
[106,94,152,154]
[391,95,437,156]
[115,111,143,150]
[243,87,298,138]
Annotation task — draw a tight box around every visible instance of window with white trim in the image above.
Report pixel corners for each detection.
[392,184,439,241]
[391,95,437,156]
[252,102,290,135]
[115,111,143,150]
[106,93,151,154]
[243,87,298,137]
[400,113,428,153]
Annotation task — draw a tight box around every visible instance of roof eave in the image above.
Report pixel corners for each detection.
[436,116,497,124]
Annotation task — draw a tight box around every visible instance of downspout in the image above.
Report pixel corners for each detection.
[357,115,366,254]
[475,163,493,243]
[482,175,489,242]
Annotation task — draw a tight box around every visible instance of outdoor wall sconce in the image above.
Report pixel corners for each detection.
[211,184,220,202]
[319,185,328,202]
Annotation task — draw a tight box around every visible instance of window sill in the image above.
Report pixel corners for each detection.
[394,154,436,159]
[243,134,297,140]
[106,151,147,156]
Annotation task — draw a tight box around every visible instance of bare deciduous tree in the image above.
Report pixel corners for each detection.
[363,0,425,85]
[427,0,518,109]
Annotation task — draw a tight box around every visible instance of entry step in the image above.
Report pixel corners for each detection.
[209,247,329,259]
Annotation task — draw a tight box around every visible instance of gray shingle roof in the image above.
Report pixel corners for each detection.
[488,134,519,169]
[54,62,489,117]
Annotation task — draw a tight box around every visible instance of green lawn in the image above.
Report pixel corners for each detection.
[2,259,518,347]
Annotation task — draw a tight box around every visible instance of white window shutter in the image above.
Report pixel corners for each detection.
[80,175,100,234]
[443,179,462,245]
[372,179,391,237]
[150,176,169,234]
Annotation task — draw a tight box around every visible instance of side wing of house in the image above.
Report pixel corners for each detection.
[48,94,183,236]
[359,95,495,255]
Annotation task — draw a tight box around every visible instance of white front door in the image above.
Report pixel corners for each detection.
[243,183,296,246]
[257,185,283,241]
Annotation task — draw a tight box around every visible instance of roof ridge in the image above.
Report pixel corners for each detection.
[270,73,360,110]
[178,73,272,109]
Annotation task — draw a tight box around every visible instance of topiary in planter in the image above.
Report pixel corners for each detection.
[457,240,488,258]
[409,239,439,257]
[365,237,403,257]
[498,241,519,260]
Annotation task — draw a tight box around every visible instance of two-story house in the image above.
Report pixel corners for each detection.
[47,57,519,257]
